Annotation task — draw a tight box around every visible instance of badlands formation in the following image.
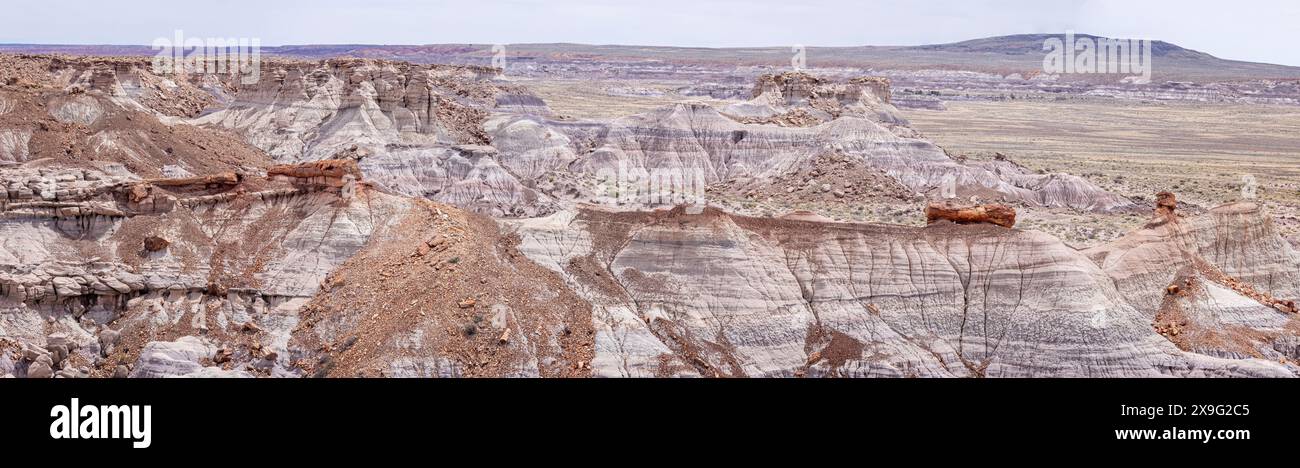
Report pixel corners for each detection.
[0,54,1297,378]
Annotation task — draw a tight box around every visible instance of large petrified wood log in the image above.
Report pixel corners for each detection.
[147,172,240,187]
[925,201,1016,228]
[267,159,363,180]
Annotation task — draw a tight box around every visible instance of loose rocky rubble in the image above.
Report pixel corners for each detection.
[736,108,824,127]
[0,333,94,378]
[706,151,916,219]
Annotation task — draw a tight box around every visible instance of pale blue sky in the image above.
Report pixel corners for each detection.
[6,0,1299,65]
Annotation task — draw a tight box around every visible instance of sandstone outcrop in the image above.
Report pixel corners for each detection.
[724,72,908,128]
[268,159,362,195]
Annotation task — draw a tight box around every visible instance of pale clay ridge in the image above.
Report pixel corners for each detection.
[0,130,33,165]
[1084,203,1300,360]
[513,205,1297,377]
[189,59,536,160]
[543,101,1134,212]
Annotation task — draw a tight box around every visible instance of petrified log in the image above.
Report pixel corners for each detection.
[147,172,240,187]
[267,159,362,180]
[925,201,1016,228]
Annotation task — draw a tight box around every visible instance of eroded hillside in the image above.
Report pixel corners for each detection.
[1,53,1297,378]
[511,204,1299,377]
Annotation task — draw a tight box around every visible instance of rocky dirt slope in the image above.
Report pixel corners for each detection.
[0,58,270,177]
[289,198,595,377]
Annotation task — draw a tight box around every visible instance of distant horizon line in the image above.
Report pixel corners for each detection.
[1,32,1296,68]
[0,32,1181,48]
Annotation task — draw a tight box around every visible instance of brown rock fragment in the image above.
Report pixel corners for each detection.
[142,235,169,252]
[1149,191,1179,226]
[213,348,233,364]
[128,183,152,202]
